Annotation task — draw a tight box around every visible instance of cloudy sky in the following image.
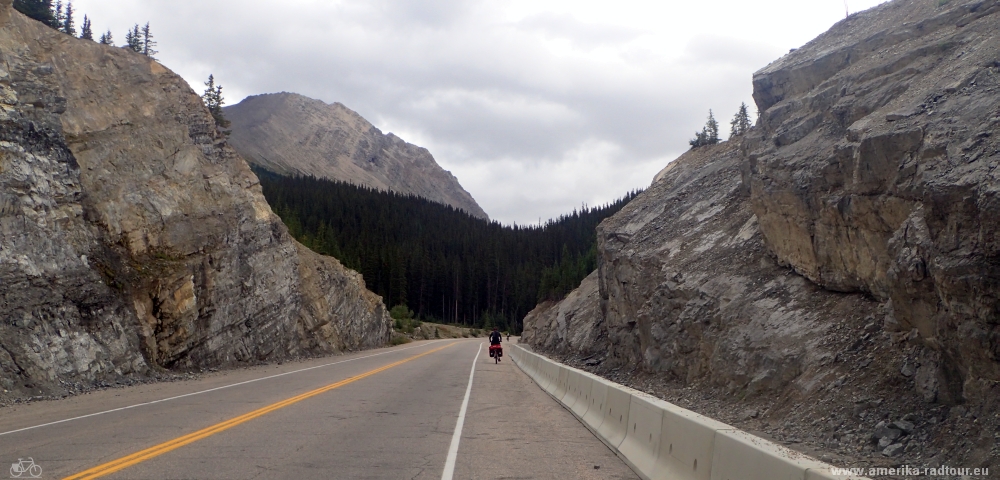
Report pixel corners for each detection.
[70,0,888,225]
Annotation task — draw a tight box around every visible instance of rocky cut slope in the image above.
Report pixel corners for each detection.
[524,0,1000,469]
[0,1,391,400]
[224,92,489,219]
[747,0,1000,407]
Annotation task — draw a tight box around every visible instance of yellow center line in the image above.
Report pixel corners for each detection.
[63,342,457,480]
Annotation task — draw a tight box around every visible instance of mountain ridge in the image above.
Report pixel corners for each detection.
[224,92,489,219]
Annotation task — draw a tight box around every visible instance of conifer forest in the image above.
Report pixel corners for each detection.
[255,168,640,333]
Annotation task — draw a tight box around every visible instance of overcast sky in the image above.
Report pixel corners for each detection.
[69,0,888,225]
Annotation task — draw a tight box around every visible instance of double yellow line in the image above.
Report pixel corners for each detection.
[64,342,455,480]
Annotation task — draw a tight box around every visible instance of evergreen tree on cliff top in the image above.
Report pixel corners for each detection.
[140,22,157,59]
[99,30,113,45]
[689,109,720,148]
[729,102,752,139]
[60,1,75,36]
[79,14,92,40]
[124,24,142,53]
[14,0,58,28]
[52,0,64,28]
[202,74,232,130]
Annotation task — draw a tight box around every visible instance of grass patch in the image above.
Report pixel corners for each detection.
[390,333,412,346]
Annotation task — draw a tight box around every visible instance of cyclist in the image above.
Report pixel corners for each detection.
[489,327,502,361]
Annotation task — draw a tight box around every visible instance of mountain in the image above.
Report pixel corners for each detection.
[224,92,488,219]
[523,0,1000,470]
[0,1,391,402]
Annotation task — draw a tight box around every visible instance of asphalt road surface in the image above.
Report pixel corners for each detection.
[0,338,638,479]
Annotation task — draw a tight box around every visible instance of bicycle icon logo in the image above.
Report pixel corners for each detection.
[9,458,41,478]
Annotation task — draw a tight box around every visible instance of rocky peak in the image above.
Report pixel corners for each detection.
[224,92,489,219]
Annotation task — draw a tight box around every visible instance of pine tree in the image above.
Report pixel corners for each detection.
[98,30,113,45]
[706,109,719,144]
[79,14,92,40]
[141,22,157,59]
[729,102,752,138]
[60,1,74,35]
[52,0,62,26]
[124,24,142,53]
[202,74,231,129]
[13,0,58,28]
[689,109,720,148]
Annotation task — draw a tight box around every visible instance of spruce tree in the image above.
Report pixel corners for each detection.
[60,1,74,35]
[52,0,63,28]
[99,30,113,45]
[729,102,752,138]
[124,24,142,53]
[689,109,721,148]
[202,74,231,129]
[706,109,719,144]
[79,14,92,40]
[13,0,57,28]
[141,22,157,58]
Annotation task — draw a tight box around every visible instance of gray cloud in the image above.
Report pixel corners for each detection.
[517,12,642,49]
[70,0,888,224]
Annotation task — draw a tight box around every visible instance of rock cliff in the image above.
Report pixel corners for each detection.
[524,0,999,468]
[224,92,488,219]
[0,2,391,401]
[747,0,1000,406]
[521,271,603,357]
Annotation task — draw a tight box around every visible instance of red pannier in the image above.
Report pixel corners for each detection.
[489,344,503,358]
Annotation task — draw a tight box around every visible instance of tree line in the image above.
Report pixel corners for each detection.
[254,167,641,333]
[14,0,157,58]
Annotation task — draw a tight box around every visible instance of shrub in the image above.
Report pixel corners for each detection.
[389,304,414,321]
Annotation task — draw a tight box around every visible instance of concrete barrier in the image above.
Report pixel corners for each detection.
[512,348,528,372]
[552,366,570,400]
[618,394,664,476]
[509,344,870,480]
[543,360,560,392]
[525,353,538,378]
[534,358,554,391]
[710,429,841,480]
[652,405,731,480]
[596,383,631,449]
[581,376,609,431]
[512,348,527,373]
[565,370,594,419]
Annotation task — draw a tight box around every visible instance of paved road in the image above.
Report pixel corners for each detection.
[0,339,637,479]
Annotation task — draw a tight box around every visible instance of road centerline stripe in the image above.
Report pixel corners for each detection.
[62,342,457,480]
[0,340,444,438]
[441,342,481,480]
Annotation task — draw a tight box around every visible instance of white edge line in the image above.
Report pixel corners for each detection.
[0,340,447,437]
[441,342,481,480]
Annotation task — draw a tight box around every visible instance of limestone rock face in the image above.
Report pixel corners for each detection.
[0,4,390,398]
[535,143,879,395]
[224,92,488,219]
[746,0,1000,403]
[523,0,1000,406]
[521,0,999,467]
[520,270,603,356]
